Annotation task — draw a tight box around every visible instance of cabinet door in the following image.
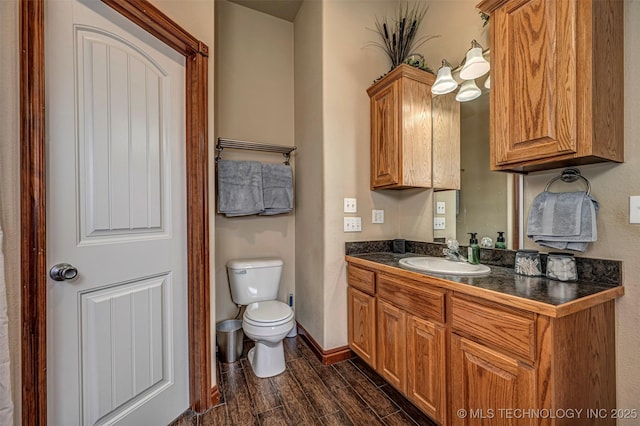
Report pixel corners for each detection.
[348,287,376,367]
[370,81,400,188]
[377,300,406,392]
[451,335,536,426]
[491,0,577,167]
[407,315,446,425]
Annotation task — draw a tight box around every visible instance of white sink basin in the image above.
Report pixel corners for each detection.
[399,256,491,276]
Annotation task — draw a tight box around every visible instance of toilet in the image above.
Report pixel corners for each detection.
[227,257,294,378]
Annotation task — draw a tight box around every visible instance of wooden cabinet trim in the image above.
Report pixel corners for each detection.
[451,295,536,363]
[378,273,445,323]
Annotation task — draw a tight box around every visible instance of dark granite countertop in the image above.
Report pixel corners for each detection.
[348,252,620,307]
[344,240,623,315]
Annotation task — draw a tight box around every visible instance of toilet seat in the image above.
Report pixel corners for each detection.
[244,300,293,326]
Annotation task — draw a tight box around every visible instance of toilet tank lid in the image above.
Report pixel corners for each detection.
[226,257,283,269]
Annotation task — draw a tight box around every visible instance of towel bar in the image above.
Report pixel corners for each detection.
[543,167,591,195]
[216,138,297,165]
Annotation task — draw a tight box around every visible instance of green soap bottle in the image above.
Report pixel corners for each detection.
[467,232,480,264]
[495,231,507,249]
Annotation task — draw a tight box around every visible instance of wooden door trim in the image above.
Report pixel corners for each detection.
[20,0,212,423]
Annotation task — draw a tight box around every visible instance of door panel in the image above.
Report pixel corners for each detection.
[377,300,406,392]
[407,316,446,423]
[451,335,536,426]
[81,274,169,424]
[77,27,168,241]
[46,1,187,424]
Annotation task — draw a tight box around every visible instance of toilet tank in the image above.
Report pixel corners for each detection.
[226,258,283,305]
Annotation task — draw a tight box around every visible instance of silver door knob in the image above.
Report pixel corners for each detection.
[49,263,78,281]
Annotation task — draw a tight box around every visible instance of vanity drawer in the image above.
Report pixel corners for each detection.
[377,273,445,323]
[451,295,536,363]
[348,265,376,295]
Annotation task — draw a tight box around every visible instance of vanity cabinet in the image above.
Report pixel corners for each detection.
[350,268,448,424]
[477,0,623,172]
[367,64,459,190]
[346,258,618,426]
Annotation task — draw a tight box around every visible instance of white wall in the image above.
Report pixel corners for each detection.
[294,0,326,341]
[215,1,296,321]
[1,1,21,423]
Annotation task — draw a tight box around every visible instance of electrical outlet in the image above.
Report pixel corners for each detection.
[344,217,362,232]
[434,217,446,230]
[436,201,446,215]
[372,209,384,224]
[631,196,640,224]
[343,198,357,213]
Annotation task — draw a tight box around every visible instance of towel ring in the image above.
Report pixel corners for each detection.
[544,167,591,196]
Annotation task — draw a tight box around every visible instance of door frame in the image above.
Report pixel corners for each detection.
[20,0,212,424]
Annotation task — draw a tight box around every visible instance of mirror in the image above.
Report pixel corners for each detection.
[433,92,521,249]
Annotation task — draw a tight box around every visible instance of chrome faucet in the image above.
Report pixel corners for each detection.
[443,239,467,262]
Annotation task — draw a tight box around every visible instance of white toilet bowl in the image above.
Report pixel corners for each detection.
[242,300,294,378]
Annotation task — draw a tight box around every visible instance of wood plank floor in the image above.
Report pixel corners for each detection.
[172,335,437,426]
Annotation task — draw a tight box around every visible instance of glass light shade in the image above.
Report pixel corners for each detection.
[484,74,491,89]
[456,80,481,102]
[459,47,490,80]
[431,65,458,95]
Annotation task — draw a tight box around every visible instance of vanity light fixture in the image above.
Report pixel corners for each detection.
[431,43,490,102]
[431,59,458,95]
[455,79,482,102]
[459,39,490,80]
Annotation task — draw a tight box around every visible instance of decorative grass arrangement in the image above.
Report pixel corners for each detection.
[369,2,438,72]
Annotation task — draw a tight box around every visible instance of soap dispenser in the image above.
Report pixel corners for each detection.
[467,233,480,264]
[495,231,506,249]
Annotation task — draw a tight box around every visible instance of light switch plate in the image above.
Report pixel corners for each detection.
[436,202,446,215]
[344,198,357,213]
[630,196,640,224]
[372,210,384,224]
[344,217,362,232]
[434,217,446,230]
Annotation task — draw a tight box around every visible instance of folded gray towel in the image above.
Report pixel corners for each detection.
[217,160,264,217]
[527,191,598,252]
[527,191,586,237]
[259,163,293,216]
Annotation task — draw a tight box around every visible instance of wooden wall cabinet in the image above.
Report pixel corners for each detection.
[367,64,460,189]
[478,0,623,172]
[346,260,618,426]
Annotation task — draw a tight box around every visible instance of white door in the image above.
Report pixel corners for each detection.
[45,0,188,424]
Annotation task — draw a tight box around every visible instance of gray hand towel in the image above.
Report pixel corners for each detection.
[527,192,598,253]
[259,163,293,215]
[217,160,264,216]
[527,191,586,237]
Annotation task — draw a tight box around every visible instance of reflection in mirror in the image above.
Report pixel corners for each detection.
[433,92,520,250]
